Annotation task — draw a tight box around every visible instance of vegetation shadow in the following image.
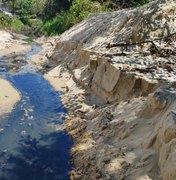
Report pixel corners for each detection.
[1,131,72,180]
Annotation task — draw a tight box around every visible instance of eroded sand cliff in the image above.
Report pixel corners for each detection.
[44,0,176,179]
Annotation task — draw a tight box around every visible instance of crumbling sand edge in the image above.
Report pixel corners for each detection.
[31,36,57,70]
[42,0,176,179]
[45,63,176,180]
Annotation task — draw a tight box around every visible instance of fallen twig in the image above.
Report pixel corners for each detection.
[106,40,160,54]
[106,32,176,56]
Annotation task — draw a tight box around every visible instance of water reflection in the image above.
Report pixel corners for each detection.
[0,73,73,179]
[1,132,72,180]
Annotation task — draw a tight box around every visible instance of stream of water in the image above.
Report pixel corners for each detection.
[0,43,72,180]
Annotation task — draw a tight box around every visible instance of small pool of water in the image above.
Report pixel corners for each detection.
[0,43,72,180]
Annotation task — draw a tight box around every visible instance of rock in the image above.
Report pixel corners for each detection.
[101,63,121,92]
[89,55,98,72]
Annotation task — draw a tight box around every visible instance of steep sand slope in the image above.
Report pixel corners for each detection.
[44,0,176,179]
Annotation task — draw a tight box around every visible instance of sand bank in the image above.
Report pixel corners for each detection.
[0,78,21,116]
[43,0,176,179]
[0,30,31,56]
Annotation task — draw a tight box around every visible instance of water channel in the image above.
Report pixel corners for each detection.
[0,42,72,180]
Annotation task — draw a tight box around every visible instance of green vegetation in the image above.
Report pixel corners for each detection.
[42,0,109,36]
[0,12,11,28]
[69,0,107,23]
[11,17,25,32]
[132,0,152,6]
[0,0,153,36]
[0,12,25,32]
[41,11,73,36]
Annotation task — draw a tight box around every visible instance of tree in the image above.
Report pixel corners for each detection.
[6,0,16,14]
[44,0,72,19]
[12,0,15,14]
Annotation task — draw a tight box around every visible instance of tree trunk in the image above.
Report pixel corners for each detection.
[12,0,15,15]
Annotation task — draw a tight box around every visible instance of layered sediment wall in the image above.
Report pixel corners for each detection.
[45,0,176,179]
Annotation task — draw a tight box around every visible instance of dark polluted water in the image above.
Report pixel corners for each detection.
[0,44,73,180]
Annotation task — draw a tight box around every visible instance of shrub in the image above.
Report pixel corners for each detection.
[11,18,25,32]
[0,12,25,32]
[69,0,103,24]
[133,0,152,6]
[41,11,73,36]
[28,18,43,36]
[0,12,12,29]
[41,0,108,36]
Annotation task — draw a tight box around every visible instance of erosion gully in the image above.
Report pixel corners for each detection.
[0,42,72,180]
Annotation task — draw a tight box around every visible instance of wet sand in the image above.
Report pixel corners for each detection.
[0,78,21,116]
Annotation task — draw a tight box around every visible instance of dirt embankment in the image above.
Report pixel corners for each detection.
[43,0,176,179]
